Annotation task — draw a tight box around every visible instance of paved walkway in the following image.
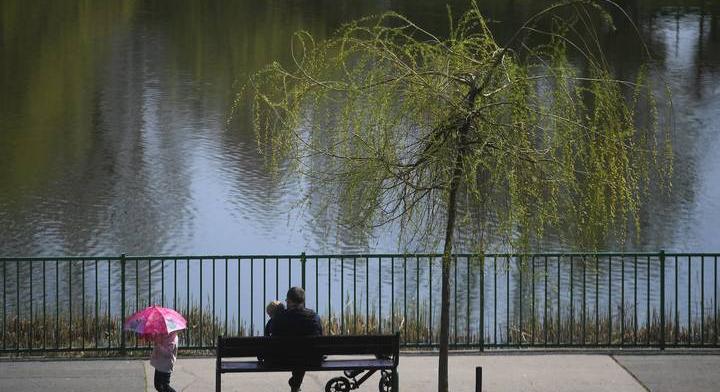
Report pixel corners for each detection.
[1,353,719,391]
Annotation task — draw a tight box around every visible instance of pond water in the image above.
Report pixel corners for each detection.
[0,0,718,347]
[1,0,718,256]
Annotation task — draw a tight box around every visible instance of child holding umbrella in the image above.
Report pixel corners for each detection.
[125,305,186,392]
[150,331,179,392]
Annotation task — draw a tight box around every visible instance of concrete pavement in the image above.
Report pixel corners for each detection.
[1,353,719,391]
[0,359,146,392]
[613,355,720,392]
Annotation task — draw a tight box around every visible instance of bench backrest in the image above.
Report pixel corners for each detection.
[217,334,400,366]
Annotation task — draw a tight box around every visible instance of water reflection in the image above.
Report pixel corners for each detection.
[0,1,718,254]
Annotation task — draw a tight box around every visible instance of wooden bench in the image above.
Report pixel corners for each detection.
[216,334,400,392]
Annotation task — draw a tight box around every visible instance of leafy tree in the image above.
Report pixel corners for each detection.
[235,1,671,390]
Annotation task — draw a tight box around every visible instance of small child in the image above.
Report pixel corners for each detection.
[150,331,179,392]
[264,300,285,336]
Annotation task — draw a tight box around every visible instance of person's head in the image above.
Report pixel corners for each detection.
[285,286,305,309]
[266,300,285,318]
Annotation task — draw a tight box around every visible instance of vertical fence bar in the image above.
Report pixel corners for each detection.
[621,256,625,346]
[30,261,33,350]
[301,252,306,290]
[648,256,651,346]
[660,250,665,350]
[175,259,178,312]
[120,254,126,354]
[479,255,484,351]
[135,259,139,347]
[531,255,535,345]
[315,258,319,312]
[327,258,331,332]
[250,258,253,336]
[544,255,548,346]
[688,256,692,345]
[354,257,358,335]
[466,256,470,346]
[2,260,4,351]
[454,256,458,346]
[367,258,370,336]
[237,256,243,335]
[213,258,216,343]
[81,259,85,350]
[43,260,47,350]
[107,260,111,349]
[557,256,560,345]
[264,258,269,328]
[429,257,432,343]
[570,256,574,344]
[67,260,71,350]
[188,259,192,345]
[674,255,678,346]
[148,259,152,306]
[161,259,165,307]
[402,256,406,342]
[702,256,705,345]
[200,259,204,343]
[715,255,718,346]
[379,258,382,335]
[225,258,228,336]
[55,260,59,350]
[275,258,279,303]
[595,256,599,346]
[494,257,497,345]
[634,255,638,345]
[583,256,587,345]
[341,257,345,334]
[489,257,495,345]
[608,255,612,345]
[93,259,100,348]
[519,255,523,348]
[506,256,510,346]
[391,257,395,335]
[416,257,420,346]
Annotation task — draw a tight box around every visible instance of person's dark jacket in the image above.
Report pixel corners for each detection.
[266,306,323,366]
[270,307,323,337]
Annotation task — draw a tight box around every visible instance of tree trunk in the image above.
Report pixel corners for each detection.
[438,85,479,392]
[439,184,458,392]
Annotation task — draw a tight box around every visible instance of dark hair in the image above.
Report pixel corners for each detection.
[286,286,305,305]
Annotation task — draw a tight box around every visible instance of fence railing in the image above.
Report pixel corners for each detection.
[1,251,719,355]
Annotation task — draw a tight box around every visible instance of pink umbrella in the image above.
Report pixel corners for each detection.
[124,305,186,336]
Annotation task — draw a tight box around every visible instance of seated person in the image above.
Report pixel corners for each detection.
[264,300,285,337]
[269,287,323,392]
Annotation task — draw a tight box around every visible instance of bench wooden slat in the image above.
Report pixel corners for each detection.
[218,335,398,358]
[220,358,394,373]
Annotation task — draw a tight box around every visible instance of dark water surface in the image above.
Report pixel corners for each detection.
[0,0,718,256]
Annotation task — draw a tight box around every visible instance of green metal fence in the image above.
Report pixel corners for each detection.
[1,251,719,355]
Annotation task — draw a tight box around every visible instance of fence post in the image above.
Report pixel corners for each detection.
[120,253,127,355]
[659,250,665,350]
[480,255,485,352]
[301,252,306,290]
[475,366,482,392]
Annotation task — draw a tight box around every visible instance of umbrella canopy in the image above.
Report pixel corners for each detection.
[124,305,186,336]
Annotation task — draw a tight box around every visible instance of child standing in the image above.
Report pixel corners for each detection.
[150,331,178,392]
[264,300,285,336]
